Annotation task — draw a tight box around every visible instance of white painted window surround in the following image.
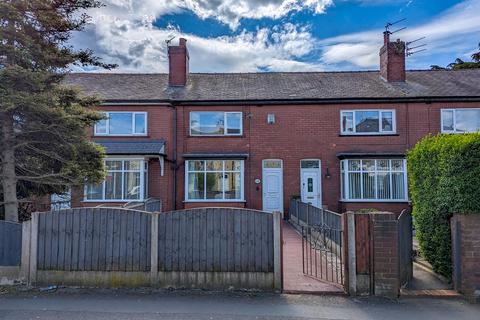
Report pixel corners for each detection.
[190,112,243,136]
[84,158,147,202]
[94,112,147,136]
[441,108,480,133]
[340,159,408,202]
[341,109,396,135]
[185,160,244,202]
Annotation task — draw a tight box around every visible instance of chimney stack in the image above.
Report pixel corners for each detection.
[379,31,406,82]
[168,38,189,86]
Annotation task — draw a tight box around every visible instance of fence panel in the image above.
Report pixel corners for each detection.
[0,221,22,266]
[398,209,413,287]
[37,208,151,272]
[158,208,274,273]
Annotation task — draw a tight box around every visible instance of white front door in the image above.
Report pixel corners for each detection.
[300,160,322,208]
[262,160,284,213]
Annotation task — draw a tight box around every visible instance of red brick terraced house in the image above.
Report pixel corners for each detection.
[65,33,480,215]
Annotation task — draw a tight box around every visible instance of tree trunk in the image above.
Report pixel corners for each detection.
[0,112,19,222]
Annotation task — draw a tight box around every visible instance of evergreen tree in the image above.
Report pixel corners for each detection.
[431,43,480,70]
[0,0,116,221]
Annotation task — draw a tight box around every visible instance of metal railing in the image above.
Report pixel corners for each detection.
[289,199,342,230]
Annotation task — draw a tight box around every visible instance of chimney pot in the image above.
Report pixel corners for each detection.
[168,38,189,86]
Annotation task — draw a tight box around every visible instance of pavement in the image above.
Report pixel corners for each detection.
[1,287,479,320]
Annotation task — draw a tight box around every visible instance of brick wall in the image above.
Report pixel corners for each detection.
[451,214,480,302]
[73,101,480,214]
[371,213,399,297]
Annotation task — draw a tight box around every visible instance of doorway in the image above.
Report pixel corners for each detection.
[262,159,283,213]
[300,159,322,208]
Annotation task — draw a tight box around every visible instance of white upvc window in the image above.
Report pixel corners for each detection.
[341,159,408,202]
[190,112,243,136]
[94,112,147,136]
[441,108,480,133]
[84,158,147,202]
[185,160,244,201]
[341,110,396,135]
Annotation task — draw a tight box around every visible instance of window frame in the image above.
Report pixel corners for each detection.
[83,157,147,202]
[441,108,480,134]
[189,111,243,136]
[340,159,408,202]
[94,111,148,136]
[184,159,245,202]
[340,109,396,135]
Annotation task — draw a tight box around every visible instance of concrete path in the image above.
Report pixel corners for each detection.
[282,222,344,294]
[1,288,479,320]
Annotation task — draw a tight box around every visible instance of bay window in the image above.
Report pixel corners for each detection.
[186,160,244,201]
[190,112,242,136]
[94,112,147,136]
[85,159,147,201]
[441,108,480,133]
[341,110,395,135]
[341,159,408,201]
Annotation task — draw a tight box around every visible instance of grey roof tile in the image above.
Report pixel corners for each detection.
[65,70,480,102]
[95,140,166,155]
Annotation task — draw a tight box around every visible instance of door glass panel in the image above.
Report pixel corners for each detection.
[264,160,282,168]
[307,178,313,192]
[301,160,319,169]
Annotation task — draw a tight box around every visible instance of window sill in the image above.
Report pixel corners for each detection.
[188,135,245,138]
[340,199,410,203]
[82,199,144,203]
[339,133,399,137]
[92,135,150,138]
[183,200,246,203]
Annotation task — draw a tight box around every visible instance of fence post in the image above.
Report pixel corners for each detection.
[295,200,299,224]
[346,212,357,295]
[273,211,282,291]
[150,213,159,285]
[20,220,31,282]
[29,212,39,286]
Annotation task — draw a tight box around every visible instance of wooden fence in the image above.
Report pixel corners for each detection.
[0,221,22,267]
[16,207,281,290]
[158,208,274,273]
[37,208,151,272]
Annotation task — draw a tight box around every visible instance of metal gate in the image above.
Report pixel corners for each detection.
[302,224,344,286]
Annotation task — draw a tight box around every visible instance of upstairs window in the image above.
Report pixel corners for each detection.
[190,112,242,136]
[341,110,395,135]
[94,112,147,136]
[441,109,480,133]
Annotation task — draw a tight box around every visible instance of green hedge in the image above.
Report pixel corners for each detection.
[407,133,480,279]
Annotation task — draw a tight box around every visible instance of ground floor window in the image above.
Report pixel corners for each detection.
[341,159,408,201]
[85,159,147,201]
[186,159,244,201]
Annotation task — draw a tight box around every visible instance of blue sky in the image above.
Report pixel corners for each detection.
[73,0,480,73]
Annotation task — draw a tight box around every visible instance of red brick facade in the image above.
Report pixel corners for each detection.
[73,101,480,215]
[451,214,480,303]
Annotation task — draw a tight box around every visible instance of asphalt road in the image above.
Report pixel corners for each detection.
[0,288,479,320]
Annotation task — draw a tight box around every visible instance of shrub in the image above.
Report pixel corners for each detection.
[407,133,480,279]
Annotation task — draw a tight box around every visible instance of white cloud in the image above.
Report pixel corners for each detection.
[319,0,480,69]
[72,5,322,73]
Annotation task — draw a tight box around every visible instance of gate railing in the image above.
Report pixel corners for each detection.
[289,199,342,245]
[302,224,344,286]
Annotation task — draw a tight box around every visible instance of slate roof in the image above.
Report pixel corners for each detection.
[65,69,480,103]
[95,140,166,155]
